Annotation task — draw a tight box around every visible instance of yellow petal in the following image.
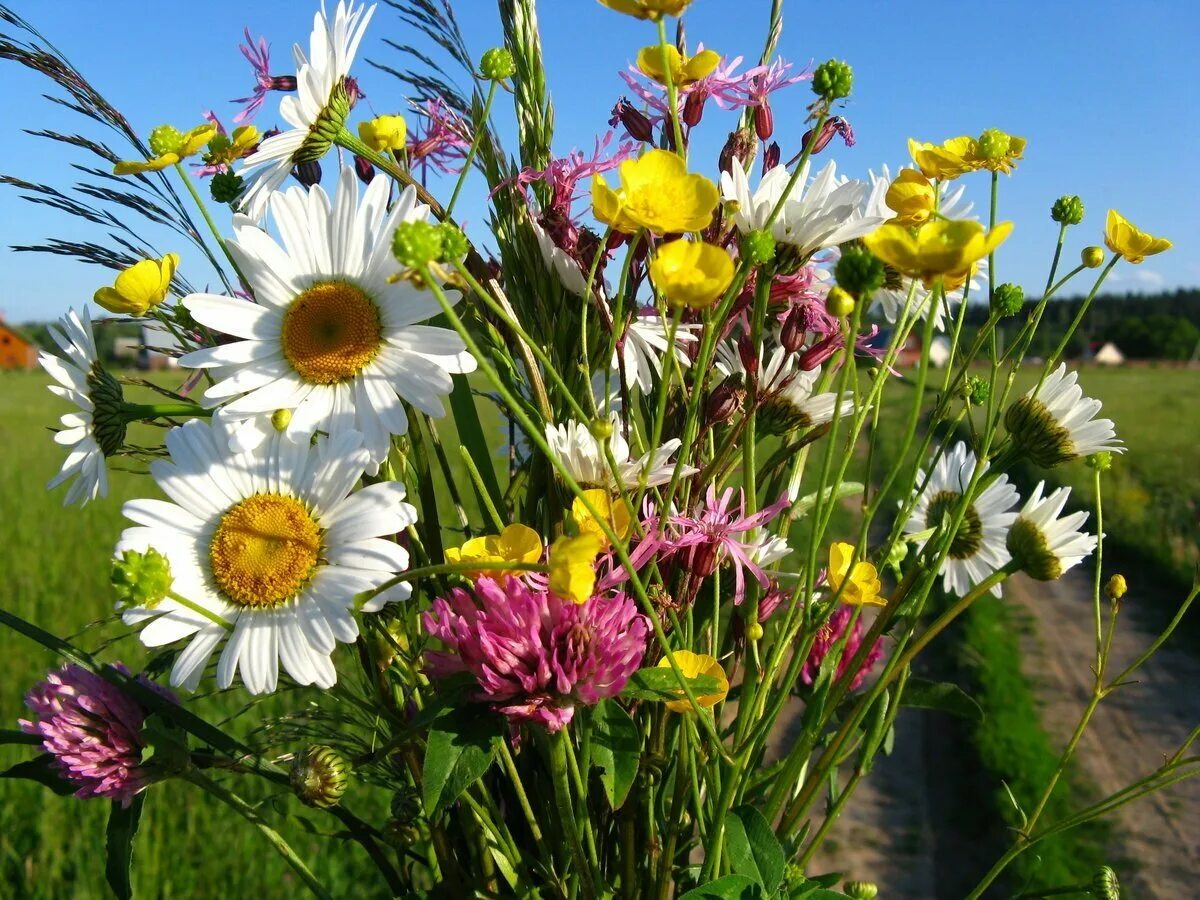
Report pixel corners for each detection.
[657,650,729,712]
[113,153,179,175]
[548,533,602,604]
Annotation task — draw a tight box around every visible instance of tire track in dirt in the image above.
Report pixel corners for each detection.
[1006,569,1200,896]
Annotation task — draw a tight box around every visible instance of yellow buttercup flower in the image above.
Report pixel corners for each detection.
[657,650,729,712]
[114,154,180,176]
[967,128,1026,174]
[548,533,603,604]
[571,490,632,550]
[827,542,885,607]
[907,136,976,181]
[358,115,408,152]
[885,168,936,226]
[93,253,179,316]
[114,123,217,176]
[445,523,543,578]
[1104,209,1172,264]
[636,45,720,87]
[598,0,693,20]
[863,219,1012,284]
[592,149,719,235]
[204,125,260,168]
[649,239,734,309]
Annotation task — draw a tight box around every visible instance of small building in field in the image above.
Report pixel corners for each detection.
[0,319,39,370]
[139,323,180,370]
[1093,342,1125,366]
[928,336,951,368]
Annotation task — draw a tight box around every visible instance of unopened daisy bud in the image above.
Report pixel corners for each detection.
[719,128,754,174]
[1051,194,1085,226]
[707,376,745,425]
[271,408,293,432]
[743,229,776,265]
[1082,246,1105,268]
[992,282,1025,317]
[834,245,885,298]
[963,375,991,405]
[1086,451,1113,471]
[974,128,1012,161]
[812,59,853,101]
[148,125,184,157]
[745,621,764,642]
[290,745,351,808]
[480,47,516,81]
[209,171,244,204]
[1105,574,1128,601]
[436,223,470,263]
[111,548,173,609]
[826,286,855,317]
[392,220,444,269]
[589,418,614,441]
[1090,865,1120,900]
[358,114,407,153]
[844,882,879,900]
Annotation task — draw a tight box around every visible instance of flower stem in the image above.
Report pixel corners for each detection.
[655,18,686,155]
[166,590,231,631]
[549,729,597,899]
[446,79,498,217]
[173,163,247,288]
[120,401,212,422]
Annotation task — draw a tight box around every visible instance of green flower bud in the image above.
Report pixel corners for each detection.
[392,220,444,269]
[111,548,174,609]
[210,171,244,204]
[1090,865,1120,900]
[480,47,517,81]
[812,59,853,101]
[742,229,776,265]
[148,125,184,157]
[1105,574,1127,600]
[992,282,1025,317]
[1082,246,1105,268]
[271,408,293,432]
[206,133,233,157]
[745,622,764,641]
[589,418,614,440]
[834,245,885,298]
[1051,194,1084,226]
[963,375,991,406]
[85,363,128,456]
[975,128,1012,161]
[1086,450,1113,471]
[290,745,351,808]
[844,882,879,900]
[437,222,470,263]
[826,285,855,317]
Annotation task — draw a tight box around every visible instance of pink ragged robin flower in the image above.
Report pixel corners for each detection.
[407,98,471,181]
[231,28,296,124]
[800,606,884,691]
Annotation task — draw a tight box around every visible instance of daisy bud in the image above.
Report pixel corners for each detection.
[480,47,516,81]
[392,220,444,269]
[1082,246,1105,268]
[742,229,777,265]
[610,98,655,144]
[210,171,244,204]
[834,246,885,298]
[290,745,351,808]
[112,548,173,610]
[1105,574,1128,601]
[992,282,1025,317]
[293,159,322,188]
[1051,194,1085,226]
[754,100,774,140]
[1090,865,1120,900]
[812,59,853,101]
[826,286,856,317]
[271,408,293,432]
[845,882,879,900]
[719,128,754,174]
[353,153,375,184]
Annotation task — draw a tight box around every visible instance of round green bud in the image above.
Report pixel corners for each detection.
[148,124,184,157]
[392,220,444,269]
[480,47,517,81]
[975,128,1012,160]
[1105,574,1127,601]
[1082,246,1105,268]
[1051,194,1084,226]
[290,745,351,808]
[206,133,233,156]
[834,245,885,298]
[826,285,856,317]
[1090,865,1120,900]
[992,282,1025,317]
[437,222,470,262]
[745,622,764,641]
[589,418,614,440]
[963,374,991,406]
[1086,450,1113,471]
[111,548,174,609]
[812,59,853,101]
[742,230,776,265]
[844,882,879,900]
[783,862,808,890]
[210,171,244,204]
[271,408,293,432]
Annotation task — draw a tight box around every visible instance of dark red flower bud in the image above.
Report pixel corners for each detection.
[344,77,363,106]
[354,154,375,184]
[798,334,840,370]
[737,334,759,379]
[781,307,807,354]
[802,115,856,155]
[707,376,745,425]
[683,90,707,128]
[754,100,774,140]
[293,159,322,187]
[269,75,298,92]
[609,98,654,144]
[763,141,781,173]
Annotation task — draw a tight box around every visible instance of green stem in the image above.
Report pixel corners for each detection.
[446,79,498,217]
[549,730,597,900]
[165,590,231,630]
[655,18,686,155]
[120,401,212,422]
[173,163,247,287]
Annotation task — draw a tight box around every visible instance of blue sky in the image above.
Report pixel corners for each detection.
[2,0,1197,324]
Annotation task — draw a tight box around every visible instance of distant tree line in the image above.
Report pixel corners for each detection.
[962,287,1200,360]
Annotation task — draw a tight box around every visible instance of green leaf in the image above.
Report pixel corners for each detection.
[677,874,762,899]
[588,700,641,809]
[422,708,500,816]
[725,805,785,893]
[105,793,145,900]
[792,483,863,519]
[0,755,76,796]
[900,677,983,722]
[621,667,724,703]
[448,376,505,515]
[0,729,41,746]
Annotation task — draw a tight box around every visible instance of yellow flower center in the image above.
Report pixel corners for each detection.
[282,281,383,384]
[209,494,321,609]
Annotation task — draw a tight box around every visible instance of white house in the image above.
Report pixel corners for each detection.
[1093,342,1125,366]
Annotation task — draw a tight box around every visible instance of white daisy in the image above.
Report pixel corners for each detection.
[1007,481,1097,581]
[238,1,375,220]
[617,311,699,394]
[544,417,697,490]
[116,419,416,694]
[1004,364,1123,467]
[720,159,890,258]
[905,441,1019,597]
[179,166,476,471]
[39,307,125,506]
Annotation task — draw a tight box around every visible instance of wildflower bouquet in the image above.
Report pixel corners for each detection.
[3,1,1195,897]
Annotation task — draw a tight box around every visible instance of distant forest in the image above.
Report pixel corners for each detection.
[962,287,1200,360]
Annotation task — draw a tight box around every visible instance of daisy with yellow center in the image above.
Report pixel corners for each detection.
[635,45,720,87]
[592,149,719,235]
[116,420,417,694]
[1104,209,1172,264]
[179,167,476,470]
